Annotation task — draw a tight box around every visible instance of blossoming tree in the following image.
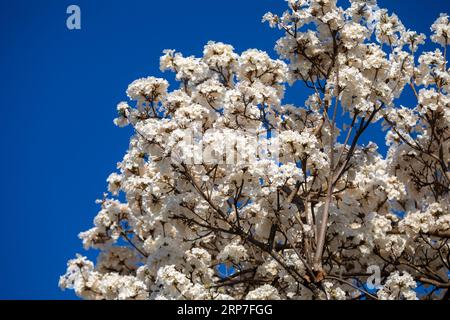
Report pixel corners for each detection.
[60,0,450,300]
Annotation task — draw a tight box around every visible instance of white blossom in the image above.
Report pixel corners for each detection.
[126,77,169,103]
[245,285,281,300]
[431,13,450,46]
[377,271,417,300]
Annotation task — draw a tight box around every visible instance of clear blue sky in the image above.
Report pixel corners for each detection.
[0,0,448,299]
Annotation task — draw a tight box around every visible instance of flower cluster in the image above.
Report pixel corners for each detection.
[377,271,417,300]
[61,0,450,300]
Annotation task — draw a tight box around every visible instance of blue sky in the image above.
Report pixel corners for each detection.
[0,0,448,299]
